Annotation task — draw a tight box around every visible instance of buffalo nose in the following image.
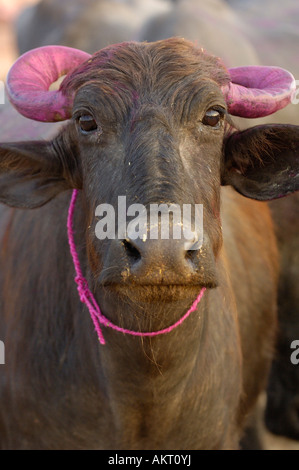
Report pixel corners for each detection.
[99,222,217,287]
[122,234,201,279]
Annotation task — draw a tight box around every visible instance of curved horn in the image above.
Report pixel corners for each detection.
[222,66,296,118]
[6,46,91,122]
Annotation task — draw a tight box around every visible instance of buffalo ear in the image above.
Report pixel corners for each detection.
[222,124,299,201]
[0,133,80,209]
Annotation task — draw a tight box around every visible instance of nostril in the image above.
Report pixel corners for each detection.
[185,249,200,269]
[122,239,141,262]
[185,250,195,261]
[185,240,200,258]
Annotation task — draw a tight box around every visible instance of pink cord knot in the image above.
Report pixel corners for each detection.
[75,275,90,302]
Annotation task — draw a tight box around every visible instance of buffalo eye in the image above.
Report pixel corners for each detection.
[202,109,223,128]
[78,115,98,133]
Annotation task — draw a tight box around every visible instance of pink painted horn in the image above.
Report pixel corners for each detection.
[6,46,91,122]
[6,46,296,122]
[222,66,296,118]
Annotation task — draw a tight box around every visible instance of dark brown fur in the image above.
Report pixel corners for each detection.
[265,193,299,440]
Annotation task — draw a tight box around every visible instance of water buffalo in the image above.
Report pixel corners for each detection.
[0,38,299,449]
[224,0,299,441]
[16,0,172,54]
[138,0,258,68]
[138,0,299,442]
[264,192,299,441]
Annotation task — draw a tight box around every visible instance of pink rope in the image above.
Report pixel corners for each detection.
[67,189,206,345]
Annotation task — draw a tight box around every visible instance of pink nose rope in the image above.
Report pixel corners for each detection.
[67,189,206,345]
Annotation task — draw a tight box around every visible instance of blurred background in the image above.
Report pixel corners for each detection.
[0,0,38,80]
[0,0,299,451]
